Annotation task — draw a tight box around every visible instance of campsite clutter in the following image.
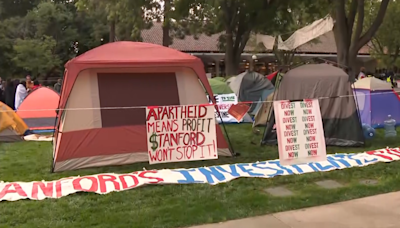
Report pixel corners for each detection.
[1,41,399,202]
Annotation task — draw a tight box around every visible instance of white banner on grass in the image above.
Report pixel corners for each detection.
[1,147,400,202]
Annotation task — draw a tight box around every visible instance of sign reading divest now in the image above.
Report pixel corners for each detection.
[274,99,327,165]
[146,105,218,164]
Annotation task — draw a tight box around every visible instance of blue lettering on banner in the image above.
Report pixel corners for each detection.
[236,164,264,177]
[198,167,227,184]
[171,151,388,185]
[363,157,379,164]
[215,165,241,177]
[269,161,304,174]
[252,162,285,177]
[313,162,335,171]
[327,156,351,168]
[306,163,320,172]
[173,169,204,184]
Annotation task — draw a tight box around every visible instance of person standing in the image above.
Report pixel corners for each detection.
[15,81,27,110]
[4,79,15,109]
[26,75,33,92]
[54,78,62,93]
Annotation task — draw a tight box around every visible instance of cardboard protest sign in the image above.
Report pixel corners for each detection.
[1,147,400,202]
[274,99,327,165]
[146,104,218,164]
[228,103,251,122]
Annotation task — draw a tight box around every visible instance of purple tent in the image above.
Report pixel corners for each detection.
[353,78,400,128]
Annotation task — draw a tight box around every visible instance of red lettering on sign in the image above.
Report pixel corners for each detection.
[55,177,73,198]
[98,175,121,193]
[72,177,98,192]
[119,175,139,189]
[148,148,173,162]
[308,142,319,149]
[0,183,27,199]
[147,106,180,121]
[386,149,400,158]
[367,150,393,160]
[31,182,54,199]
[138,171,163,184]
[218,104,231,110]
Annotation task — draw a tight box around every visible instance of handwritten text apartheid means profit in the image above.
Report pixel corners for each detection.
[146,105,217,164]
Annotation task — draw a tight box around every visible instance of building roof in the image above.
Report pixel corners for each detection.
[141,23,371,55]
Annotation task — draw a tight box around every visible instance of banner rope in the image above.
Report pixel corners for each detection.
[2,90,398,112]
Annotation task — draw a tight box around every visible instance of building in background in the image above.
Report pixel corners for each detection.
[141,23,376,76]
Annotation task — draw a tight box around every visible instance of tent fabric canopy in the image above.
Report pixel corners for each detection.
[16,87,59,131]
[229,71,275,115]
[208,78,233,94]
[262,64,364,147]
[0,102,28,142]
[353,77,400,128]
[53,41,231,172]
[353,77,392,91]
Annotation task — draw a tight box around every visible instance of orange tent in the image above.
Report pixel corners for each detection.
[16,87,60,131]
[52,41,231,172]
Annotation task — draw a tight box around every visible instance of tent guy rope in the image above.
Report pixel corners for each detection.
[4,90,399,112]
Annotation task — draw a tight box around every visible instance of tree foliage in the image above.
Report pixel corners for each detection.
[12,36,61,76]
[368,0,400,68]
[0,0,395,78]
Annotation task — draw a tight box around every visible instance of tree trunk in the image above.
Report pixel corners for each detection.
[162,0,171,47]
[109,20,116,43]
[224,33,239,76]
[332,0,390,81]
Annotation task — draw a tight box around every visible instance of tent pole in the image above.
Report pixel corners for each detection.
[261,70,283,145]
[216,107,237,157]
[206,91,237,157]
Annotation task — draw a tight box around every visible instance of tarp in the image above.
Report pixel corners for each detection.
[278,16,334,50]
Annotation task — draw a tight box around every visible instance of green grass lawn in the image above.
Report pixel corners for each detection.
[1,124,400,228]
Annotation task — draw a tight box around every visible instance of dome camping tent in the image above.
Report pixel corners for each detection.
[208,77,234,94]
[16,87,60,133]
[353,77,400,128]
[52,41,232,172]
[207,78,253,123]
[262,64,364,147]
[229,71,275,115]
[0,102,28,142]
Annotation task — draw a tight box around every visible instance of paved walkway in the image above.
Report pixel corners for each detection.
[189,192,400,228]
